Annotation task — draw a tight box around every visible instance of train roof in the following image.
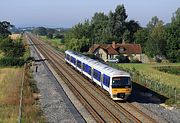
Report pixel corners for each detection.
[65,50,130,77]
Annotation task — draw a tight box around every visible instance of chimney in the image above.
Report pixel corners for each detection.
[112,41,116,49]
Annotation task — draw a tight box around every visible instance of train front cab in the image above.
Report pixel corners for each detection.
[110,76,132,100]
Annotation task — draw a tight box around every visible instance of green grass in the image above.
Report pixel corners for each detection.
[41,36,62,45]
[118,63,180,88]
[155,66,180,75]
[40,36,65,52]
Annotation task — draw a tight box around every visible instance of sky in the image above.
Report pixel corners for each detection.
[0,0,179,28]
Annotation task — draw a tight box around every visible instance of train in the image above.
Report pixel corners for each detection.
[65,50,132,100]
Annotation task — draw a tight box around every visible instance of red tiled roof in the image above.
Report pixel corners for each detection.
[89,43,142,54]
[106,46,119,55]
[116,44,142,54]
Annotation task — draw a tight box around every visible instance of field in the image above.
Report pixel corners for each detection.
[118,63,180,88]
[0,67,44,122]
[0,68,22,123]
[40,36,65,52]
[114,63,180,104]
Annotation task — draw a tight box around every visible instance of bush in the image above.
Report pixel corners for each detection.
[0,57,24,66]
[130,59,142,63]
[0,38,25,57]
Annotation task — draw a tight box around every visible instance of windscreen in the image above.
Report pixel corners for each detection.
[112,77,131,88]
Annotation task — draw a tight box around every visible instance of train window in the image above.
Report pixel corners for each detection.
[93,69,101,81]
[71,57,76,65]
[112,77,131,88]
[83,63,86,71]
[77,60,81,68]
[68,55,70,61]
[103,74,110,87]
[83,63,91,75]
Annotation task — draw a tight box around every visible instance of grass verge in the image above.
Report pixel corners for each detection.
[0,68,22,123]
[40,36,65,52]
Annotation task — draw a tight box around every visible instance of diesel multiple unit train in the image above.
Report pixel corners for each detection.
[65,50,132,100]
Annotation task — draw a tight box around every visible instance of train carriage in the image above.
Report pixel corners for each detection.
[65,50,132,100]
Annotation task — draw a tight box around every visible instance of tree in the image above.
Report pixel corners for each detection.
[33,27,47,36]
[46,33,53,39]
[165,8,180,62]
[108,5,127,42]
[0,21,11,38]
[125,20,140,43]
[91,12,109,43]
[145,18,166,57]
[0,38,24,57]
[147,16,163,30]
[64,20,91,52]
[134,28,149,52]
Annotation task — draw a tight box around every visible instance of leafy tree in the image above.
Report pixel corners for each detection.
[0,21,11,38]
[46,33,53,39]
[65,36,90,52]
[134,28,149,52]
[0,38,25,57]
[91,12,109,43]
[33,27,47,36]
[147,16,163,30]
[165,8,180,62]
[125,20,140,43]
[108,5,127,42]
[145,18,166,57]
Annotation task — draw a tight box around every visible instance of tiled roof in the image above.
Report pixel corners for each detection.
[116,44,142,54]
[89,43,142,55]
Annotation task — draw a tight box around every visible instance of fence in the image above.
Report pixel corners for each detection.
[18,63,27,123]
[109,63,180,104]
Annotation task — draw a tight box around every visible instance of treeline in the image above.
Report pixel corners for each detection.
[64,5,180,62]
[0,21,26,66]
[33,27,66,41]
[65,5,140,52]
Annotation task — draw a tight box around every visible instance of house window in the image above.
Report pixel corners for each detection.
[119,47,124,53]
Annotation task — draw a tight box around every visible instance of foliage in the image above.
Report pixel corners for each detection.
[134,28,149,52]
[0,57,24,66]
[64,5,140,52]
[91,12,109,43]
[46,33,53,39]
[155,66,180,75]
[115,55,130,63]
[51,6,180,63]
[125,20,140,43]
[165,8,180,62]
[0,21,12,38]
[0,38,25,57]
[145,17,167,57]
[108,5,128,42]
[130,59,142,63]
[33,27,47,36]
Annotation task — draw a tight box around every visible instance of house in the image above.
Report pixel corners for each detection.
[89,41,142,62]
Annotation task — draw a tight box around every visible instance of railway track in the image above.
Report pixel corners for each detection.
[27,33,158,123]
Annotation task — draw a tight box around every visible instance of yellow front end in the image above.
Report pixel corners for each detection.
[111,88,132,100]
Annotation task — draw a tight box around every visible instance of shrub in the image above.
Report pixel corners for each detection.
[0,57,24,66]
[130,59,142,63]
[0,38,25,57]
